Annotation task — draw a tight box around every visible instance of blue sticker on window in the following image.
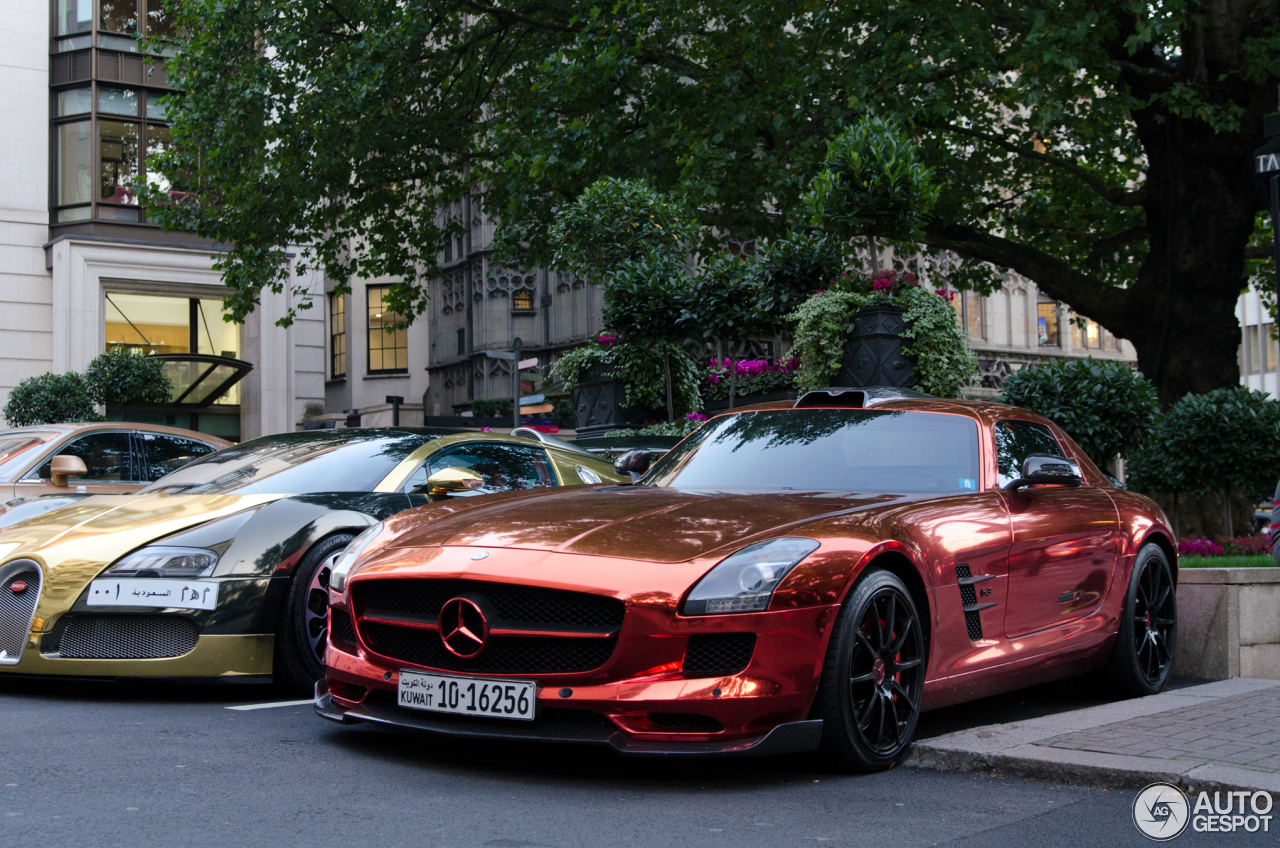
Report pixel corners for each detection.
[959,478,976,490]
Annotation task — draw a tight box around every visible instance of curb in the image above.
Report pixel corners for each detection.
[905,678,1280,793]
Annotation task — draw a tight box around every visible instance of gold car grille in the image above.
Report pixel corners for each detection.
[58,614,198,660]
[0,560,42,665]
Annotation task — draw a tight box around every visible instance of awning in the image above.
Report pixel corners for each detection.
[154,354,253,407]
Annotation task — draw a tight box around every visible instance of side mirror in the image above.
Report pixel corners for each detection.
[1004,455,1082,491]
[613,449,652,482]
[50,455,88,488]
[425,467,486,497]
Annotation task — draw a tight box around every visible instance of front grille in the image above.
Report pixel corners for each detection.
[357,579,624,629]
[361,622,615,674]
[0,561,42,664]
[59,614,198,659]
[352,579,625,675]
[330,608,358,653]
[648,712,724,732]
[683,633,756,678]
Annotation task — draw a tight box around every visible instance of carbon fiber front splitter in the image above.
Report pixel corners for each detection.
[314,690,824,757]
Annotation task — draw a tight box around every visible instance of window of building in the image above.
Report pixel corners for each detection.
[965,292,985,341]
[1246,324,1262,374]
[1265,324,1278,372]
[457,328,466,356]
[1086,319,1101,349]
[103,292,242,404]
[329,293,346,379]
[1037,301,1059,346]
[512,288,534,312]
[367,285,408,374]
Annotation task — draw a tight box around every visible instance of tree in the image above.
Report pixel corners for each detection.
[154,0,1280,401]
[3,373,101,427]
[84,349,173,409]
[999,358,1159,470]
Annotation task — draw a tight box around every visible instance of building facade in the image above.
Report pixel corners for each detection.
[1236,285,1279,398]
[0,0,336,441]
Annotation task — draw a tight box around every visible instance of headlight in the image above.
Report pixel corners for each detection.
[329,521,384,593]
[683,537,820,615]
[106,546,219,578]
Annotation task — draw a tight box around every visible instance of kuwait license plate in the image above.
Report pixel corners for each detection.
[86,578,219,611]
[397,670,536,721]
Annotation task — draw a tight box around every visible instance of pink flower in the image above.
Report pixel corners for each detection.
[685,413,708,423]
[935,289,955,302]
[814,288,827,294]
[597,334,617,346]
[1178,538,1224,557]
[872,278,894,292]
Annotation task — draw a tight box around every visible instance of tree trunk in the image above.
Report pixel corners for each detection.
[662,347,674,422]
[1171,491,1180,540]
[1222,486,1234,538]
[728,347,736,410]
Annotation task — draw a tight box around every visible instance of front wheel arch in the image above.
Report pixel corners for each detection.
[840,551,932,665]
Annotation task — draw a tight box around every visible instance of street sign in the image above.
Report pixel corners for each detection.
[519,403,554,415]
[518,357,539,369]
[519,394,545,405]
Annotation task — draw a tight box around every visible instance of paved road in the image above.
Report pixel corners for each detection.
[0,677,1268,848]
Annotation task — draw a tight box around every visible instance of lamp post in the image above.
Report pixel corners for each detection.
[1250,85,1280,317]
[511,337,522,430]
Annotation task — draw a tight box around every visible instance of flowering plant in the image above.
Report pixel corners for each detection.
[1178,538,1225,557]
[701,357,799,402]
[1178,535,1270,557]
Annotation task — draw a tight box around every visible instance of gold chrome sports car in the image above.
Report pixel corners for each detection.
[0,427,621,690]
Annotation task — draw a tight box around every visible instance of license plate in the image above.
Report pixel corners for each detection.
[86,578,219,611]
[397,670,536,721]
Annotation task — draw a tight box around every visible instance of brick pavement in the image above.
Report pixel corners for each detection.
[1038,687,1280,774]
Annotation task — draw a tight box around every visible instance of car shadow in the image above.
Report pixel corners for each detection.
[0,675,287,705]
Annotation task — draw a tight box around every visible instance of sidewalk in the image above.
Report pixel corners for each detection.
[906,678,1280,793]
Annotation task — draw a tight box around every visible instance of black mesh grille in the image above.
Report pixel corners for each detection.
[648,713,724,732]
[59,615,198,659]
[955,564,984,641]
[361,622,616,674]
[356,579,623,629]
[330,608,358,653]
[683,633,756,678]
[0,564,41,662]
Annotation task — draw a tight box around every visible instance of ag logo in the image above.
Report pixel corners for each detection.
[1133,782,1190,840]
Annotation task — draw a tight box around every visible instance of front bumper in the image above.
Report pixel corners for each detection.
[315,684,824,757]
[0,633,275,678]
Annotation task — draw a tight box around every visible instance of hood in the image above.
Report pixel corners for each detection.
[387,486,909,563]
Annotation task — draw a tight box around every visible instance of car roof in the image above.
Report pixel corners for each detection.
[0,421,230,445]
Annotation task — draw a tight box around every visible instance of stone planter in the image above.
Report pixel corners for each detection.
[571,363,650,436]
[838,306,919,389]
[704,389,799,414]
[1173,567,1280,681]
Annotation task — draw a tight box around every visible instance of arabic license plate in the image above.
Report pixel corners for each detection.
[86,578,219,611]
[397,670,536,721]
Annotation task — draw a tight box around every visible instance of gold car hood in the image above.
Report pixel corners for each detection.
[0,492,282,618]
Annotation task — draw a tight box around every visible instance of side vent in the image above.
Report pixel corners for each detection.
[954,564,996,642]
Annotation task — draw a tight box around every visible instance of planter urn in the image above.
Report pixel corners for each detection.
[838,306,920,389]
[571,363,650,436]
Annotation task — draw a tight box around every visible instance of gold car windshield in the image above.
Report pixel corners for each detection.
[645,409,982,494]
[137,432,436,495]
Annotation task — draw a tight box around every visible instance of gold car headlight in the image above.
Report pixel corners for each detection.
[106,546,219,579]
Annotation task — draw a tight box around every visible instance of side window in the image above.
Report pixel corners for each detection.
[995,420,1067,488]
[138,433,218,481]
[31,432,139,483]
[407,443,557,494]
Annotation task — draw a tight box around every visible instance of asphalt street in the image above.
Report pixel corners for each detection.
[0,677,1271,848]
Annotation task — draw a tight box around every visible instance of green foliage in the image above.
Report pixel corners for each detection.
[679,254,771,348]
[601,255,692,344]
[751,233,846,333]
[84,349,173,407]
[549,340,615,389]
[549,338,702,417]
[3,373,102,427]
[1128,388,1280,504]
[999,358,1159,467]
[602,415,706,438]
[548,179,697,284]
[701,363,797,403]
[788,285,976,398]
[470,398,513,418]
[804,118,940,241]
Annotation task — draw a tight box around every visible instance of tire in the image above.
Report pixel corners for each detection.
[813,569,927,773]
[1083,542,1177,699]
[274,533,354,694]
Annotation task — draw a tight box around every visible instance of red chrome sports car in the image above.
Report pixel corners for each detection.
[316,388,1177,772]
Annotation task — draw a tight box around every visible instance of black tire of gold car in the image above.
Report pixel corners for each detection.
[814,569,927,773]
[275,532,355,694]
[1080,542,1177,699]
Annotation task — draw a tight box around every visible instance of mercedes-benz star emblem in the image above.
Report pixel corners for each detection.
[470,551,489,560]
[439,597,488,658]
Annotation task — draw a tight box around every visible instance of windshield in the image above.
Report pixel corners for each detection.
[0,432,58,482]
[645,409,981,494]
[136,431,435,495]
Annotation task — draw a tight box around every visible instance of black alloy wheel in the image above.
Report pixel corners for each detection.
[275,532,355,693]
[1084,542,1177,698]
[815,569,926,772]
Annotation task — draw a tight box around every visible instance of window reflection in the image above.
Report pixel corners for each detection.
[57,88,92,117]
[99,120,139,205]
[57,0,92,35]
[98,86,139,117]
[99,0,138,34]
[57,121,93,206]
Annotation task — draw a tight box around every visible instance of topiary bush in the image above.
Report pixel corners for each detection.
[84,348,172,408]
[999,357,1158,469]
[3,372,103,426]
